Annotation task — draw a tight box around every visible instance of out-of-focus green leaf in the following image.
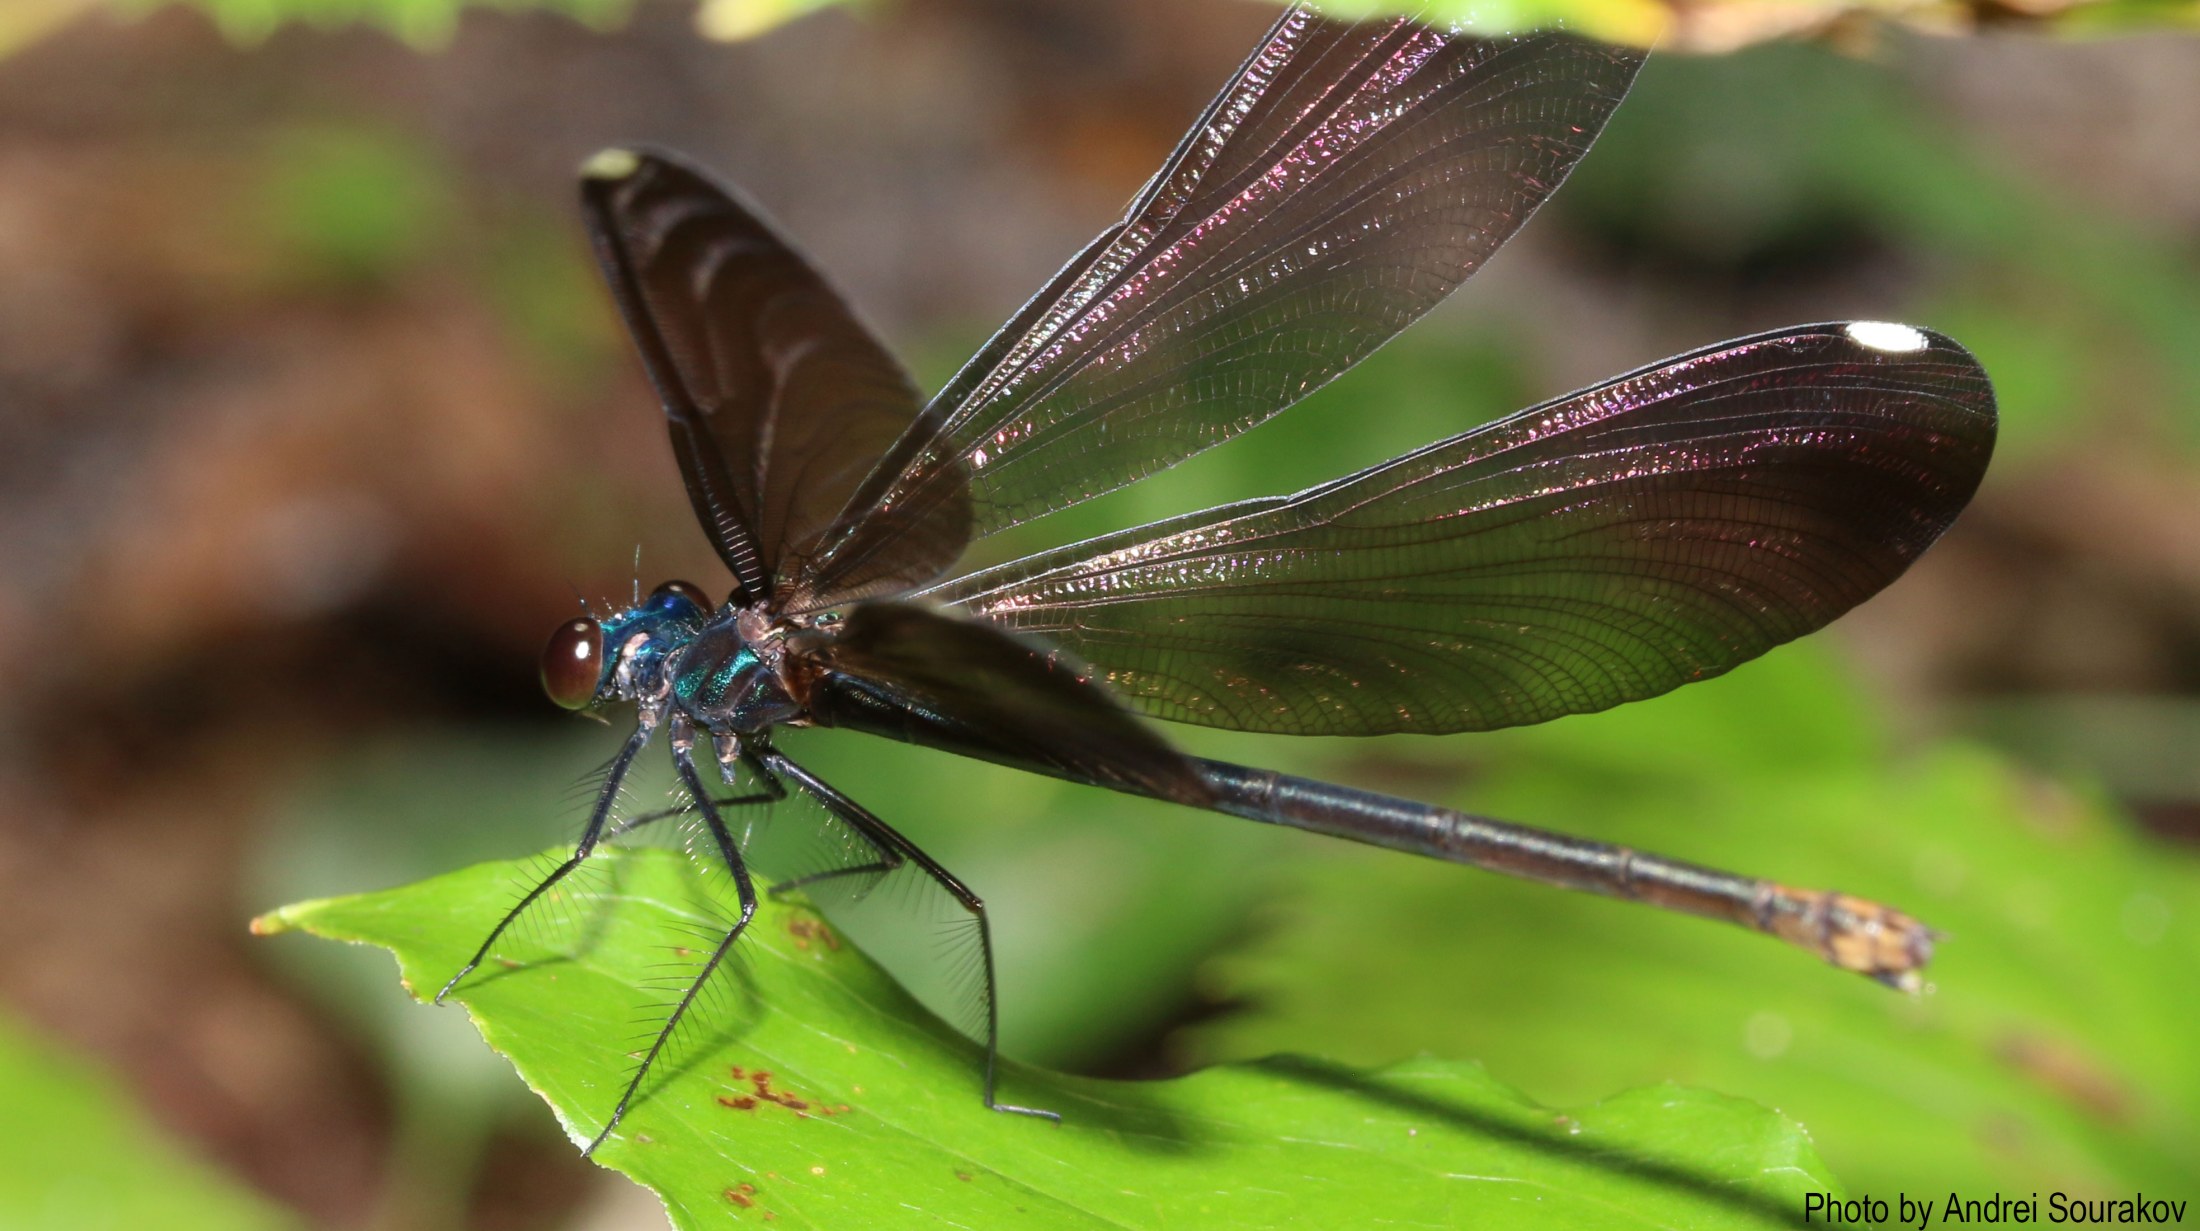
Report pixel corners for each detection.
[0,1014,300,1231]
[245,124,454,291]
[1184,650,2200,1198]
[478,210,624,395]
[112,0,634,47]
[259,848,1848,1230]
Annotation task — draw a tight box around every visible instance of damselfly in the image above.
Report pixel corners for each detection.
[436,5,1996,1155]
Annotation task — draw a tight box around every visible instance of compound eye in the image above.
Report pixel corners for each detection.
[541,618,604,710]
[650,579,713,615]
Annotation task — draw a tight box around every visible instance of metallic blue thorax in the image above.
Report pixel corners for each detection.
[594,588,709,698]
[597,589,802,733]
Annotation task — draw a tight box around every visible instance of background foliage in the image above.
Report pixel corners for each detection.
[51,0,2200,51]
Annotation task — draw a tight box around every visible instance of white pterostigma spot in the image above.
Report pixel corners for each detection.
[583,148,644,181]
[1845,321,1929,353]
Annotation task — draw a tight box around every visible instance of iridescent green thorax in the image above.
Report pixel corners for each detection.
[673,641,758,710]
[667,610,806,732]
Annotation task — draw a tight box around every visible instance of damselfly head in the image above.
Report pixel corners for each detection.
[541,617,605,710]
[545,580,720,712]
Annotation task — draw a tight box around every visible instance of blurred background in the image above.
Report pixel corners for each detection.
[1,0,2195,1227]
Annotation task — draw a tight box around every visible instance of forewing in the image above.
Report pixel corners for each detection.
[580,148,951,603]
[793,602,1208,803]
[924,324,1997,736]
[791,8,1644,608]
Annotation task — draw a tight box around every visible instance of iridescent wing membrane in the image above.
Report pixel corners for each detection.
[579,148,948,606]
[790,8,1648,607]
[926,324,1995,735]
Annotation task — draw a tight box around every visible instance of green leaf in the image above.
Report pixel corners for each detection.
[259,847,1845,1229]
[0,1014,300,1231]
[1185,653,2200,1198]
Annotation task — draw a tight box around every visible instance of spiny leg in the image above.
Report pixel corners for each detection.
[585,725,759,1157]
[764,850,904,901]
[700,746,902,900]
[757,746,1057,1123]
[601,782,783,843]
[599,741,786,844]
[763,774,903,901]
[438,717,656,1005]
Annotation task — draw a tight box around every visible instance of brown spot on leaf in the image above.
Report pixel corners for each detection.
[786,916,840,952]
[709,1069,832,1119]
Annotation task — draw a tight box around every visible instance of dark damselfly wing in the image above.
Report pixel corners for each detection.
[789,8,1645,610]
[792,602,1211,804]
[579,148,962,606]
[923,324,1996,736]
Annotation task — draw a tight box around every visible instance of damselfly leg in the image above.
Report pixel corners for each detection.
[436,721,781,1007]
[585,722,760,1157]
[760,748,1059,1123]
[436,718,656,1005]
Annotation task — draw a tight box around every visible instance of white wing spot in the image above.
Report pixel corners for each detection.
[582,148,643,181]
[1845,321,1928,353]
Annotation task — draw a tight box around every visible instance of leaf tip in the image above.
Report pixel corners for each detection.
[248,893,347,938]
